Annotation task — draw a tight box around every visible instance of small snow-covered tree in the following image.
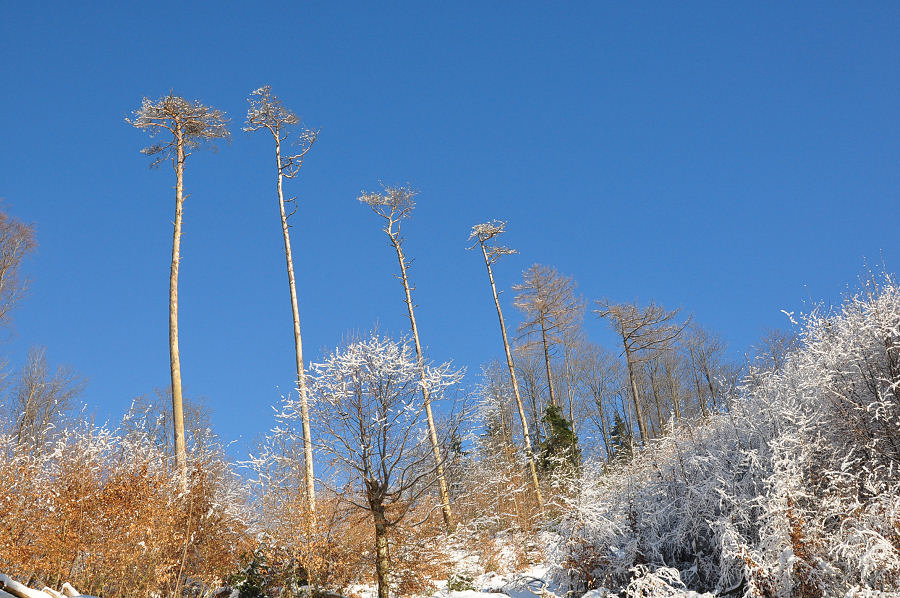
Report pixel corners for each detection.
[299,334,463,598]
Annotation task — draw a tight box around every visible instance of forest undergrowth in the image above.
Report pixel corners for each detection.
[547,278,900,597]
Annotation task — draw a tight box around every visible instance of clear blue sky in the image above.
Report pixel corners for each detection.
[1,2,898,452]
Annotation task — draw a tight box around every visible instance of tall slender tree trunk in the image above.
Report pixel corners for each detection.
[598,404,612,461]
[275,137,316,524]
[170,117,187,485]
[563,342,576,432]
[539,316,558,408]
[666,361,682,420]
[623,346,649,443]
[527,383,544,445]
[703,365,718,412]
[390,237,454,530]
[689,347,709,418]
[650,364,665,432]
[479,243,543,507]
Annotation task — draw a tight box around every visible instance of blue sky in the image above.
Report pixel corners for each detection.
[1,2,898,452]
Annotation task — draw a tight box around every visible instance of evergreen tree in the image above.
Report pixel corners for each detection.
[608,411,633,463]
[538,404,581,473]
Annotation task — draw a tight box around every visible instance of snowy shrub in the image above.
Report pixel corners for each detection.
[549,278,900,597]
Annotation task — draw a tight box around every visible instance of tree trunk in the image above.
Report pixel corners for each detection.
[650,364,665,432]
[689,347,709,418]
[703,364,718,413]
[539,315,558,408]
[369,496,391,598]
[275,136,317,525]
[623,346,648,443]
[170,117,187,485]
[391,238,454,530]
[563,344,576,434]
[666,360,682,420]
[480,243,543,507]
[592,392,612,461]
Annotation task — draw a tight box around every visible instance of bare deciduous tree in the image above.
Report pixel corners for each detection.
[468,221,543,506]
[10,347,85,452]
[513,264,584,411]
[595,300,688,443]
[307,334,463,598]
[245,85,319,522]
[359,185,455,530]
[0,207,36,330]
[580,343,622,461]
[128,93,229,483]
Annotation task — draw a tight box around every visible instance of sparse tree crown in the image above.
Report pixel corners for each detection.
[244,86,318,178]
[127,93,230,167]
[0,209,36,328]
[359,185,417,238]
[514,264,584,346]
[595,299,689,359]
[468,220,518,263]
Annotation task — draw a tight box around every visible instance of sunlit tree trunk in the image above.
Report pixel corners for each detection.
[390,237,454,530]
[539,314,558,409]
[275,136,317,524]
[623,346,649,443]
[170,116,187,484]
[480,243,543,506]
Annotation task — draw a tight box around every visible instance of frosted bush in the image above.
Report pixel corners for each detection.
[550,278,900,596]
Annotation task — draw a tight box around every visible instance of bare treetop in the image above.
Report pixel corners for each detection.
[514,264,584,340]
[127,93,230,166]
[244,85,299,131]
[468,220,518,263]
[244,86,318,178]
[358,185,417,238]
[595,299,689,358]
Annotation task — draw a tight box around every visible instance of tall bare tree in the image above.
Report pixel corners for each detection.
[595,300,688,444]
[513,264,584,411]
[358,185,454,530]
[128,93,229,482]
[245,86,319,522]
[468,221,543,506]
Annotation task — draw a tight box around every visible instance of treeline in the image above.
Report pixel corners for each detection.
[0,86,805,598]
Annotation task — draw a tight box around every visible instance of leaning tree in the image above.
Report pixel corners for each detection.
[245,86,319,522]
[468,220,543,506]
[358,185,455,530]
[128,93,229,482]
